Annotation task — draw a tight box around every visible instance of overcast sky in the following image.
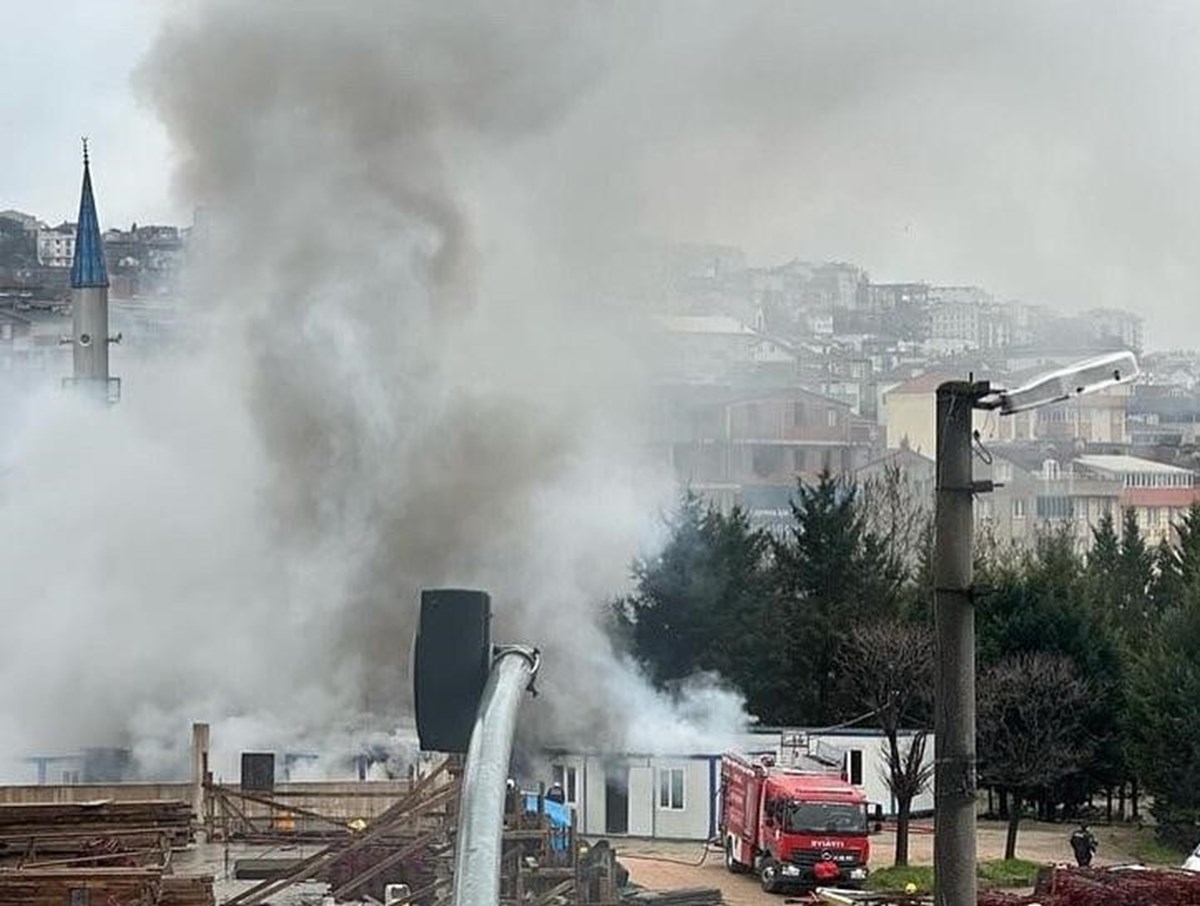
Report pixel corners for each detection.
[5,1,1200,348]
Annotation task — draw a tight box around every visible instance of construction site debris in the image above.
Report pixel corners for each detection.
[0,866,214,905]
[0,799,193,854]
[163,874,218,906]
[976,864,1200,906]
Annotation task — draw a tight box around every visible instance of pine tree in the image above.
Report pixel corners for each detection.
[1086,510,1122,626]
[1116,508,1156,644]
[1129,582,1200,847]
[1156,502,1200,602]
[615,493,773,704]
[978,525,1124,818]
[771,471,902,725]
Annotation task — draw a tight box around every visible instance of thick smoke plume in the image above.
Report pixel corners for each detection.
[0,1,750,781]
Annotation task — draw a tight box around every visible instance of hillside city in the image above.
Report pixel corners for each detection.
[5,204,1197,555]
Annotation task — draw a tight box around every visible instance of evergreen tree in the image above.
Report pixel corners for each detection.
[1154,502,1200,606]
[1129,582,1200,847]
[614,494,774,705]
[978,526,1124,816]
[1088,510,1120,603]
[1115,508,1156,643]
[770,472,902,725]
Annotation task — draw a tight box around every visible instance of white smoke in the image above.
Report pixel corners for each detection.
[0,0,751,782]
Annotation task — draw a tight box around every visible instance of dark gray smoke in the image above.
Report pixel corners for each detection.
[13,0,1189,779]
[133,0,728,762]
[0,0,752,778]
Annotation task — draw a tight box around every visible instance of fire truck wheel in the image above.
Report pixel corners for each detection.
[724,838,747,874]
[760,859,782,893]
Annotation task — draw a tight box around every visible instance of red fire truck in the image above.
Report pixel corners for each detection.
[719,752,873,893]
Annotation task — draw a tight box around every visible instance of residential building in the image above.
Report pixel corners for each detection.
[1084,308,1144,353]
[881,372,1028,455]
[1074,454,1199,545]
[978,449,1121,551]
[1030,386,1131,445]
[882,369,1126,455]
[660,385,881,526]
[1128,383,1200,448]
[0,210,42,231]
[653,315,797,384]
[927,300,980,353]
[974,449,1198,550]
[36,223,76,268]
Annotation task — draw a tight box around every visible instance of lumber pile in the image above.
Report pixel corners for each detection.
[978,864,1200,906]
[0,866,161,904]
[0,799,192,849]
[162,873,217,906]
[0,867,214,906]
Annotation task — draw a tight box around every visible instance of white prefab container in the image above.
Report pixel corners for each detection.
[535,727,934,842]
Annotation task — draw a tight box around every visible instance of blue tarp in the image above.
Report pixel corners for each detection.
[523,793,570,828]
[522,793,570,852]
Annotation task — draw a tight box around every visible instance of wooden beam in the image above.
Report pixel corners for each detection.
[327,828,439,899]
[222,772,457,906]
[530,877,575,906]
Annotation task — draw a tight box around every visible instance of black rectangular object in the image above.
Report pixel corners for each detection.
[241,752,275,791]
[414,588,492,753]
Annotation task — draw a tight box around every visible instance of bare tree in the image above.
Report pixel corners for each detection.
[978,653,1092,860]
[837,620,934,866]
[860,461,933,575]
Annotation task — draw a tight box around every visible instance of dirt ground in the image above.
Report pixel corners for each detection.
[615,821,1157,906]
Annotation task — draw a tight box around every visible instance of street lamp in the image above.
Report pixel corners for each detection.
[932,350,1139,906]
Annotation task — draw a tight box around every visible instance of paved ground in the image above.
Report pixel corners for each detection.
[171,821,1162,904]
[615,821,1152,906]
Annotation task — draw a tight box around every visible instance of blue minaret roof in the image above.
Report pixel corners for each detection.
[70,141,109,289]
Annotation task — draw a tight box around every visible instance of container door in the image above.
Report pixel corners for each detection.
[628,765,654,836]
[605,767,629,834]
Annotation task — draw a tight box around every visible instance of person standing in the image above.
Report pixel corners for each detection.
[1070,823,1098,866]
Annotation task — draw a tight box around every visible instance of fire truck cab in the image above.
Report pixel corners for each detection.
[719,752,872,893]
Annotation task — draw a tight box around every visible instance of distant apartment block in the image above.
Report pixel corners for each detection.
[653,315,796,384]
[36,223,76,267]
[658,385,881,527]
[975,450,1198,550]
[882,371,1129,454]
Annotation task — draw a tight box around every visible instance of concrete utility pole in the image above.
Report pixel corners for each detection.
[932,352,1139,906]
[933,380,988,906]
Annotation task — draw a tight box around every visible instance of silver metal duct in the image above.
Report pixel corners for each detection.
[451,645,540,906]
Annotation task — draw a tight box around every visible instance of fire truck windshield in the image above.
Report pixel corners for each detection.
[783,802,867,834]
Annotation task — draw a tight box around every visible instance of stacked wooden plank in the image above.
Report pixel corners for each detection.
[162,873,217,906]
[0,867,214,906]
[0,799,192,856]
[0,866,161,904]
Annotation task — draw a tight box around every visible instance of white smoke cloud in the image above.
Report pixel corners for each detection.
[0,0,753,782]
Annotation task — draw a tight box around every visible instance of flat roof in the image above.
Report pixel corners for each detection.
[1076,454,1193,475]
